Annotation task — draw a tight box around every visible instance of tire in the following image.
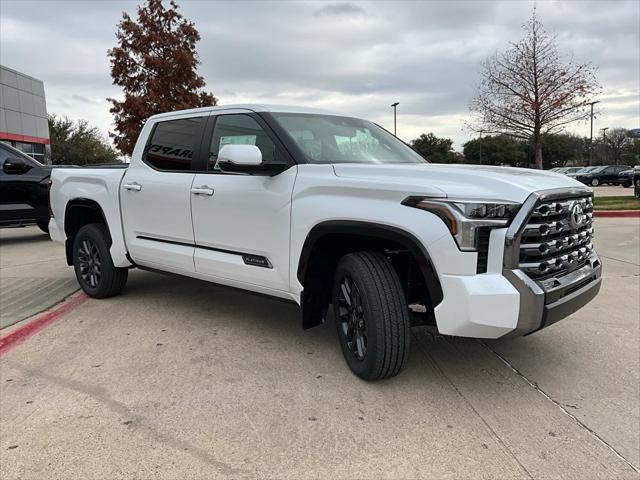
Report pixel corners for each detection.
[623,183,631,188]
[332,251,410,381]
[72,223,128,298]
[36,219,49,234]
[591,178,600,186]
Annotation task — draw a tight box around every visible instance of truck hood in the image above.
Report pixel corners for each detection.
[332,163,589,203]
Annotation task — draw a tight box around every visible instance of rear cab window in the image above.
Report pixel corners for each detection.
[143,117,203,171]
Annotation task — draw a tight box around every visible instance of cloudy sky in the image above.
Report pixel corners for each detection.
[1,0,638,149]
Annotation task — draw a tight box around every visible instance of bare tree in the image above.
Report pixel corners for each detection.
[602,128,632,164]
[469,10,600,169]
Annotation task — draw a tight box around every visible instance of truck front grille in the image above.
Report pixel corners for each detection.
[518,195,594,279]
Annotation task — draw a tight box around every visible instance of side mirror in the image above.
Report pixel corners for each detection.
[3,157,32,175]
[219,144,263,166]
[217,144,288,175]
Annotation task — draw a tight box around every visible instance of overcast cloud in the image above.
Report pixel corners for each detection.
[1,0,638,149]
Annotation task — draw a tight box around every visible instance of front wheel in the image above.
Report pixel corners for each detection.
[332,252,410,381]
[72,224,128,298]
[591,178,600,186]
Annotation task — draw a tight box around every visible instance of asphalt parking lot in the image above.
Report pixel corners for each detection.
[1,217,639,479]
[592,185,636,197]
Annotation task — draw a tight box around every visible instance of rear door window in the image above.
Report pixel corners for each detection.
[144,117,203,171]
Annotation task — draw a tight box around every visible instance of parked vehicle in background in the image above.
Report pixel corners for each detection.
[567,166,598,179]
[0,142,53,232]
[552,167,583,176]
[48,104,602,380]
[634,166,640,199]
[618,169,634,188]
[575,165,630,186]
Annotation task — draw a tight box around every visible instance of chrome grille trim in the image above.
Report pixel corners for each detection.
[517,194,594,279]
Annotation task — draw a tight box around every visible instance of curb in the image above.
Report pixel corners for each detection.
[0,293,87,358]
[593,210,640,218]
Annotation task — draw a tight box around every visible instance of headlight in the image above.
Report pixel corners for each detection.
[402,196,521,251]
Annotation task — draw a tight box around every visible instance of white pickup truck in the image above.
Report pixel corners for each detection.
[49,105,602,380]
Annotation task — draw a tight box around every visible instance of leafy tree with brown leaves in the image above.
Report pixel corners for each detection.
[469,11,600,169]
[108,0,217,156]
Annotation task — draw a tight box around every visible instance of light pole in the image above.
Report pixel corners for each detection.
[391,102,399,136]
[588,100,600,165]
[601,127,609,164]
[479,130,484,165]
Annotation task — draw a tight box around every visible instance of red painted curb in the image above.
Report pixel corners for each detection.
[594,210,640,218]
[0,293,88,358]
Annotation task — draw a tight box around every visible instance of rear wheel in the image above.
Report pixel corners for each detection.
[72,224,128,298]
[591,178,600,186]
[332,251,410,381]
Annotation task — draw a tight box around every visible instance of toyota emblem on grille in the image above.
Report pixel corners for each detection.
[569,202,585,230]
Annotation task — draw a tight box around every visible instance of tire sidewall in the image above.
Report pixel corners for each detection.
[591,178,599,186]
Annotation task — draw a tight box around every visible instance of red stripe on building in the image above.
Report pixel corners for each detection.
[0,131,50,145]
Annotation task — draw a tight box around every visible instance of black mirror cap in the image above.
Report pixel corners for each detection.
[217,161,290,176]
[3,158,32,174]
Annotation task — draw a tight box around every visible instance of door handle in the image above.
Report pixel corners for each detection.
[123,182,142,191]
[191,186,214,196]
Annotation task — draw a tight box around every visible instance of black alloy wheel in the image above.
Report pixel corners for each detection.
[77,238,102,288]
[336,275,367,361]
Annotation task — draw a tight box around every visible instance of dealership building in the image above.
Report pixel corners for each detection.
[0,65,50,163]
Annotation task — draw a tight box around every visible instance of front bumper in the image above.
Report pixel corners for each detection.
[432,187,602,339]
[502,253,601,337]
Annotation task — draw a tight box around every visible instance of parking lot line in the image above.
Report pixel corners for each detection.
[0,292,87,358]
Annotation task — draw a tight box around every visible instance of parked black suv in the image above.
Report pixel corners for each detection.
[0,142,53,232]
[574,165,631,187]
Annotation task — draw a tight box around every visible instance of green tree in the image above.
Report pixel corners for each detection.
[463,135,527,167]
[528,133,587,168]
[48,115,121,165]
[410,133,457,163]
[108,0,217,156]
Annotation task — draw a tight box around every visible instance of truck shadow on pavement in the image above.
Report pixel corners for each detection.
[118,269,548,388]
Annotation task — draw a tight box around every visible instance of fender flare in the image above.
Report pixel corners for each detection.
[296,220,443,307]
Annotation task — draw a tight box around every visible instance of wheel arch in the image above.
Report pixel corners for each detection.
[63,198,111,265]
[297,220,443,329]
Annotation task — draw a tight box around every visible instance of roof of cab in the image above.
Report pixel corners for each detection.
[148,104,348,121]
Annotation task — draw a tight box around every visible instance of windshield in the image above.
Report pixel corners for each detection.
[271,113,427,164]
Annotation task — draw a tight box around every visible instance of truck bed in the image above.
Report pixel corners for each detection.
[49,167,130,267]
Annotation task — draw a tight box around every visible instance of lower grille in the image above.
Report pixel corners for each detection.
[518,195,594,279]
[476,227,491,273]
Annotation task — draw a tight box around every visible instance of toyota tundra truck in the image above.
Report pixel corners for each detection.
[48,105,602,380]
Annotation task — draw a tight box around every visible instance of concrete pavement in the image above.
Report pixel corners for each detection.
[0,227,78,329]
[0,221,638,479]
